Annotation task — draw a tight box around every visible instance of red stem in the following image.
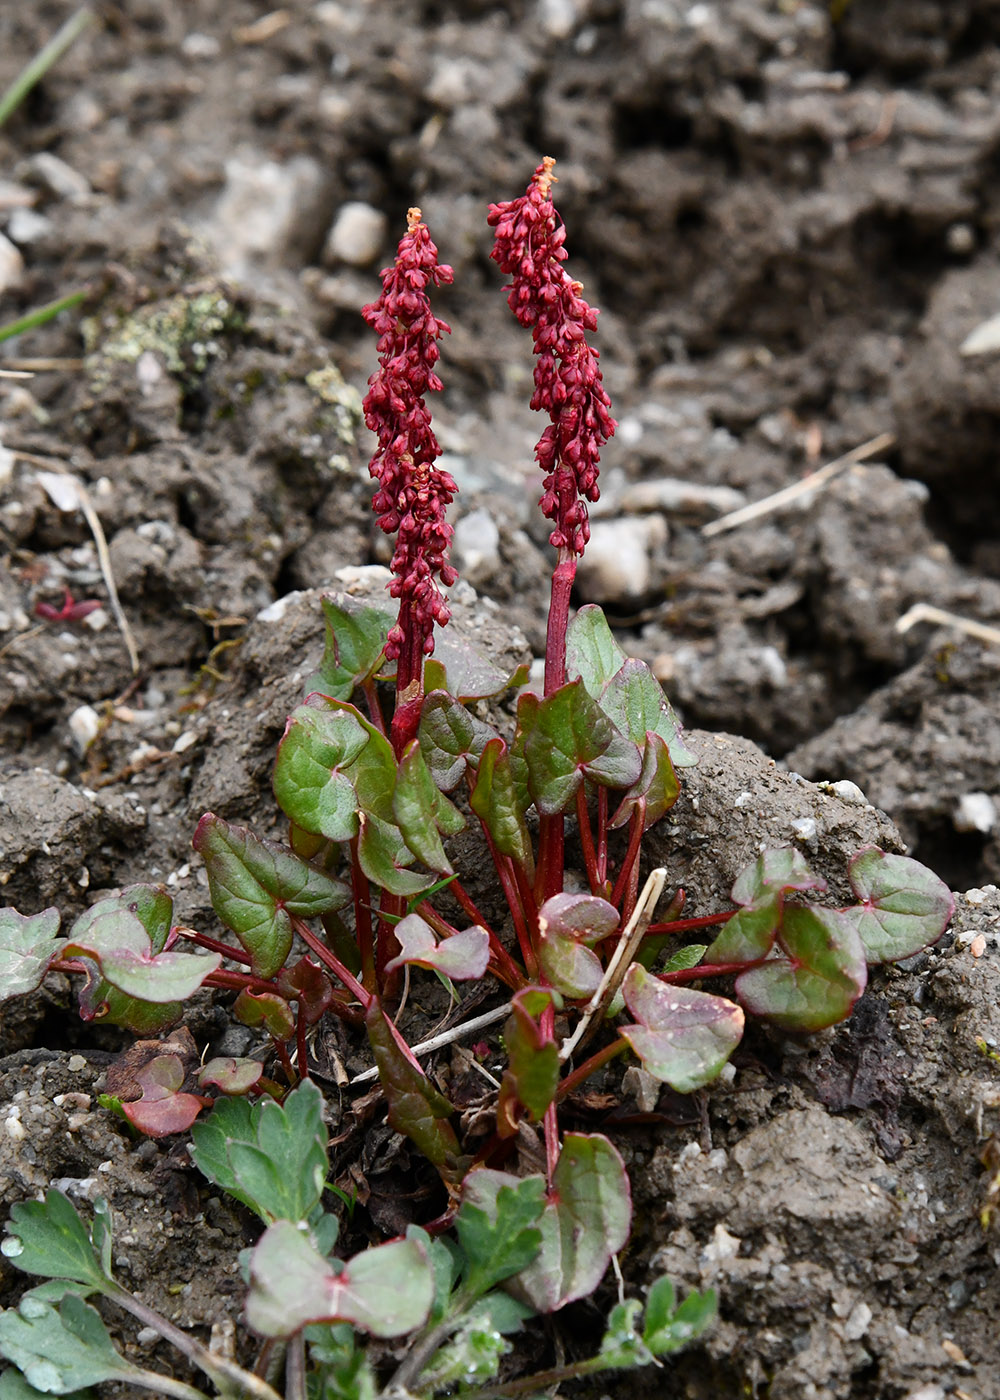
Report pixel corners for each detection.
[360,677,388,737]
[610,807,644,912]
[596,786,608,889]
[557,1035,629,1100]
[201,968,282,996]
[645,911,734,936]
[290,915,371,1008]
[661,959,764,984]
[349,834,376,990]
[174,928,253,965]
[295,1004,309,1080]
[535,813,564,906]
[575,784,601,895]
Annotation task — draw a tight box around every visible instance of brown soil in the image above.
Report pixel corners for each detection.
[3,3,1000,1398]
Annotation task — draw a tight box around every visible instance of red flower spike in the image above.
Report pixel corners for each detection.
[362,209,456,705]
[488,157,616,556]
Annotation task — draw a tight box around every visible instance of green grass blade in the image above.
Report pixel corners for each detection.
[0,7,94,129]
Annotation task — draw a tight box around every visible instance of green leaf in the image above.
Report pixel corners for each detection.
[596,1298,653,1369]
[393,743,464,875]
[730,848,827,907]
[413,1312,514,1391]
[735,905,868,1031]
[233,989,296,1041]
[426,634,530,701]
[247,1222,433,1340]
[566,605,628,698]
[597,658,696,770]
[192,814,349,979]
[517,680,641,817]
[620,965,744,1092]
[469,737,534,871]
[72,885,173,955]
[189,1079,328,1225]
[609,731,680,832]
[62,909,220,1004]
[2,1192,110,1292]
[643,1276,717,1356]
[455,1174,546,1298]
[501,989,560,1122]
[198,1056,264,1095]
[0,1366,94,1400]
[706,849,827,965]
[510,1134,632,1313]
[121,1055,206,1137]
[844,847,954,963]
[661,943,708,974]
[365,1001,461,1174]
[0,908,63,1001]
[0,1295,141,1395]
[357,814,434,897]
[418,691,497,792]
[384,915,490,981]
[536,893,617,999]
[306,595,392,701]
[273,700,368,840]
[67,888,185,1034]
[304,1322,375,1400]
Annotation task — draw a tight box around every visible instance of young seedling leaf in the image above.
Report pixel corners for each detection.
[384,914,490,981]
[393,743,463,875]
[566,604,628,697]
[121,1055,206,1137]
[501,989,560,1122]
[511,1134,631,1313]
[428,633,530,701]
[661,943,708,974]
[62,909,221,1005]
[0,1294,142,1394]
[730,848,826,907]
[306,595,392,700]
[192,814,349,979]
[246,1222,433,1339]
[598,658,696,770]
[233,989,296,1040]
[273,700,368,840]
[189,1079,328,1224]
[844,846,954,963]
[71,885,174,955]
[536,893,617,999]
[357,813,435,897]
[643,1276,717,1356]
[620,965,744,1092]
[414,1311,515,1391]
[2,1191,109,1291]
[596,1298,653,1370]
[198,1056,264,1095]
[365,1001,461,1173]
[469,737,534,871]
[455,1173,546,1297]
[418,691,497,792]
[277,958,338,1024]
[735,905,868,1031]
[609,731,680,832]
[538,892,619,944]
[706,848,826,965]
[517,680,641,816]
[74,971,184,1037]
[0,907,63,1001]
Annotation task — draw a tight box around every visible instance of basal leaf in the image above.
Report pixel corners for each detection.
[193,814,349,978]
[536,893,616,999]
[566,605,628,698]
[233,989,296,1041]
[598,658,696,770]
[0,1295,141,1394]
[501,989,560,1123]
[393,743,463,876]
[306,595,393,701]
[620,965,744,1092]
[384,914,490,981]
[0,1365,94,1399]
[418,691,497,792]
[63,909,220,1004]
[121,1055,206,1137]
[706,848,827,965]
[730,848,826,907]
[596,1298,653,1370]
[511,1134,631,1313]
[198,1056,264,1095]
[365,1001,460,1174]
[469,737,533,871]
[609,731,680,832]
[455,1173,546,1298]
[247,1222,433,1340]
[273,700,368,840]
[517,680,641,817]
[428,634,530,701]
[2,1192,109,1292]
[357,814,434,897]
[844,847,954,963]
[0,908,63,1001]
[735,905,867,1031]
[643,1276,717,1356]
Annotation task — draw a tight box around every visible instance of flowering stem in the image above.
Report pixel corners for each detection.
[290,915,371,1010]
[349,834,376,990]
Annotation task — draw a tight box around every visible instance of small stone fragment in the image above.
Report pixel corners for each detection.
[452,507,501,584]
[574,515,667,605]
[68,704,102,755]
[0,231,25,294]
[323,201,387,267]
[953,792,997,834]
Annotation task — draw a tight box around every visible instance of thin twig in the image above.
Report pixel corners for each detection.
[701,432,895,538]
[14,450,140,672]
[349,1002,511,1085]
[895,602,1000,648]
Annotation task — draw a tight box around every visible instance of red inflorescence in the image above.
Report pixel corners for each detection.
[362,209,457,675]
[488,157,616,555]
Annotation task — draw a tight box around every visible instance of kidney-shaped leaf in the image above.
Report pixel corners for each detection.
[384,915,490,981]
[517,681,640,816]
[306,595,392,701]
[198,1057,264,1095]
[193,814,349,979]
[620,965,744,1093]
[735,905,867,1031]
[63,909,220,1004]
[844,847,954,964]
[706,848,827,965]
[247,1222,433,1339]
[469,737,533,871]
[273,701,368,840]
[536,893,617,999]
[393,743,464,876]
[0,908,63,1001]
[427,634,530,702]
[121,1055,206,1137]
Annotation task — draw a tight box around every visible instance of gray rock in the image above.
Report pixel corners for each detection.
[574,515,668,605]
[323,201,387,268]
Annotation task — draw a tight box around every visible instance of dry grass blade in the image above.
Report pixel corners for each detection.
[895,602,1000,647]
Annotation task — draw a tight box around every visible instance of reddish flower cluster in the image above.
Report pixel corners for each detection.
[362,209,457,686]
[488,157,616,555]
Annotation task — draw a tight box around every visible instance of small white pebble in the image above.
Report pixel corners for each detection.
[136,1327,160,1347]
[4,1117,26,1142]
[829,779,867,805]
[68,1054,87,1072]
[172,729,198,754]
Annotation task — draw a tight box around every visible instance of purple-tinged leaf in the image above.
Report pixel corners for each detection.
[517,680,641,817]
[121,1055,206,1136]
[0,907,63,1000]
[597,658,696,770]
[469,736,533,870]
[844,847,954,964]
[273,700,369,840]
[508,1134,631,1313]
[67,887,185,1034]
[735,905,868,1031]
[277,958,337,1023]
[620,965,744,1092]
[705,848,827,965]
[72,884,174,954]
[418,691,497,792]
[566,605,628,698]
[233,989,296,1040]
[358,813,435,897]
[426,633,530,702]
[393,742,464,875]
[536,893,617,999]
[500,989,560,1123]
[384,914,490,981]
[198,1057,264,1095]
[306,595,392,701]
[365,1000,461,1175]
[193,814,349,979]
[247,1221,433,1339]
[63,909,221,1004]
[609,731,680,832]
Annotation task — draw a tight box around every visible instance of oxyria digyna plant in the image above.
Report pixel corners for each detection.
[0,160,953,1400]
